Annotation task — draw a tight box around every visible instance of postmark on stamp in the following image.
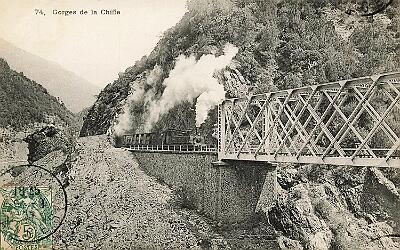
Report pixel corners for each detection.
[0,186,53,250]
[0,164,68,250]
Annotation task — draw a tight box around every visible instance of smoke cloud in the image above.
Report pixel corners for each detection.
[112,82,143,136]
[112,43,238,136]
[145,43,238,130]
[113,65,163,136]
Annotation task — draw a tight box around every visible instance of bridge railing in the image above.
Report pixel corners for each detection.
[126,144,217,153]
[218,72,400,167]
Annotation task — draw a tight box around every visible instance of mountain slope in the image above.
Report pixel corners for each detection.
[0,58,74,129]
[0,38,100,113]
[80,0,399,138]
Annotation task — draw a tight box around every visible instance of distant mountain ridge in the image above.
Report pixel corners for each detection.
[0,58,74,129]
[0,38,100,113]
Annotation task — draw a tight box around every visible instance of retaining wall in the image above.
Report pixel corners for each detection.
[132,151,276,224]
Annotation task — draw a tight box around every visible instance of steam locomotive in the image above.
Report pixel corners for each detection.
[116,129,205,148]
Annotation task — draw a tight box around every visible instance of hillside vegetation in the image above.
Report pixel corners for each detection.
[81,0,399,138]
[0,58,74,130]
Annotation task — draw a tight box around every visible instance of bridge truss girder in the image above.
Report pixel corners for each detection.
[218,72,400,168]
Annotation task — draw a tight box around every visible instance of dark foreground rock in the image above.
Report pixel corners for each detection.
[23,125,76,186]
[268,164,400,250]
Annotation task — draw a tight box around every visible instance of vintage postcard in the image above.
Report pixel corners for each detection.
[0,0,399,249]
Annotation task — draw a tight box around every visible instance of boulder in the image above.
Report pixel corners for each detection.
[268,184,333,249]
[361,168,400,232]
[23,125,76,184]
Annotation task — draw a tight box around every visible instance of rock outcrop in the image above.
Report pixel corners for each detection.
[23,125,76,185]
[268,164,400,250]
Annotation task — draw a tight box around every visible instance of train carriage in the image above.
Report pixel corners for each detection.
[117,129,205,148]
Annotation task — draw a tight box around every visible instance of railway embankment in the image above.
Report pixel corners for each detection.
[132,151,276,225]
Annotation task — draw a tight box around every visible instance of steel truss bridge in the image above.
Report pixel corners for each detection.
[217,72,400,168]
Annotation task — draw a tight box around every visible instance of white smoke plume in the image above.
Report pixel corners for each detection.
[113,65,163,136]
[112,83,143,136]
[145,43,238,130]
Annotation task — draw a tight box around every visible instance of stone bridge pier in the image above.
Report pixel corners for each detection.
[209,160,276,224]
[131,152,277,225]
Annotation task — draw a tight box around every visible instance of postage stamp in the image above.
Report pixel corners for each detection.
[0,186,53,250]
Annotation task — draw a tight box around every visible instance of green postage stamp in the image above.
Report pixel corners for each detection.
[0,186,53,250]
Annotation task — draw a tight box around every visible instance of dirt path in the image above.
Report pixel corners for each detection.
[54,135,204,249]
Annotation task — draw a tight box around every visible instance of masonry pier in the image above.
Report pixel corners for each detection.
[132,151,276,224]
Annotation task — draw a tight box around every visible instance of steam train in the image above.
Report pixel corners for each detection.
[116,129,205,148]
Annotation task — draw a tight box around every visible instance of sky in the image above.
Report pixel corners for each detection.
[0,0,188,87]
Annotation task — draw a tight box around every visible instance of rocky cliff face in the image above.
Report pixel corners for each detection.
[80,79,130,136]
[270,165,400,250]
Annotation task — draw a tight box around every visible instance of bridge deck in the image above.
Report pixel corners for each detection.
[220,152,400,167]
